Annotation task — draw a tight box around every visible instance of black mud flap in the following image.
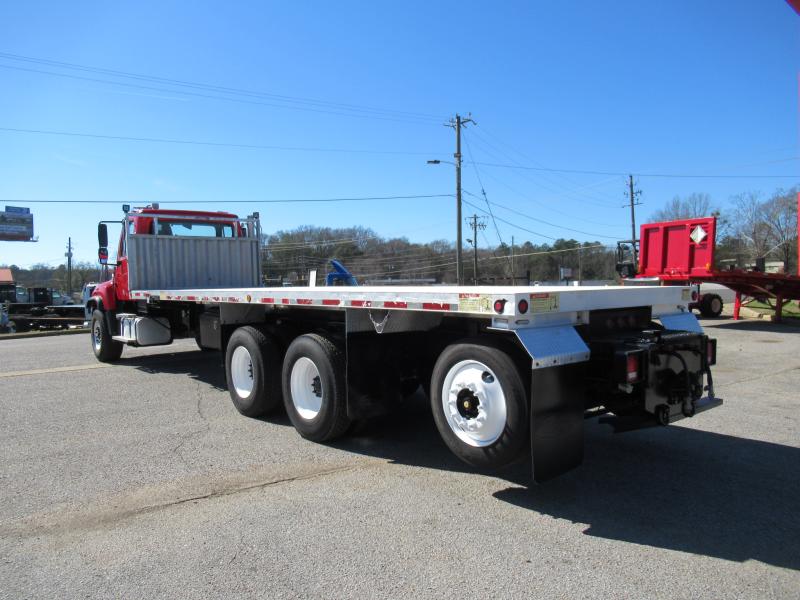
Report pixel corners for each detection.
[531,362,586,483]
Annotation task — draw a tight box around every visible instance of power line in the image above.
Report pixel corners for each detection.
[470,160,800,179]
[469,125,622,206]
[462,191,620,240]
[486,243,608,261]
[0,126,446,156]
[462,198,557,241]
[0,62,442,125]
[0,194,453,205]
[0,51,446,122]
[462,132,507,248]
[466,164,621,228]
[358,241,610,279]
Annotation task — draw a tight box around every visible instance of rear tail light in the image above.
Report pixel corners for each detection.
[493,299,506,314]
[626,354,640,383]
[615,350,643,384]
[518,299,529,314]
[706,338,717,366]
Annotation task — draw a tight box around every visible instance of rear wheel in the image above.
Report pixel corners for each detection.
[91,309,123,362]
[699,294,723,317]
[430,340,529,469]
[225,326,283,417]
[282,334,350,442]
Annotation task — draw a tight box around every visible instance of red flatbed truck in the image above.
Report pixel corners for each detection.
[88,205,722,482]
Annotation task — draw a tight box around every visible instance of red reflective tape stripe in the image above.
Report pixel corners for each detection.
[423,302,450,311]
[296,299,313,305]
[350,300,366,307]
[383,301,408,309]
[322,299,340,306]
[281,298,290,304]
[260,297,275,304]
[186,296,196,301]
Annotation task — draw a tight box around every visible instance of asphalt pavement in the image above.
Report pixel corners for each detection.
[1,316,798,599]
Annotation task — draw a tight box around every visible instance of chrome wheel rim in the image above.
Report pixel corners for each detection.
[92,322,102,351]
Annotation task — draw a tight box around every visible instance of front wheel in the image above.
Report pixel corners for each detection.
[91,310,123,362]
[430,340,529,469]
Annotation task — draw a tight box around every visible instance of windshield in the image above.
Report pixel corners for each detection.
[155,220,234,238]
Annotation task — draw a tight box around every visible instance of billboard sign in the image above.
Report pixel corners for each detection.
[0,206,34,241]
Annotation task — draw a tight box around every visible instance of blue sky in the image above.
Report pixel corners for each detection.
[0,1,798,267]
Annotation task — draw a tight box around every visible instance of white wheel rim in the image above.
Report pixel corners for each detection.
[711,298,722,314]
[290,357,323,420]
[230,346,255,398]
[441,360,507,448]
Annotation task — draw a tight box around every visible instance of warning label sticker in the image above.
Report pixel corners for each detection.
[529,292,559,313]
[458,293,492,313]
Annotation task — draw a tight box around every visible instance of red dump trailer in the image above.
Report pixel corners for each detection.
[632,208,800,322]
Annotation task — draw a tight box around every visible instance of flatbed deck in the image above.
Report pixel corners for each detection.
[130,284,692,329]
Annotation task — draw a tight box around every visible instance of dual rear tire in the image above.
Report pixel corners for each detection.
[225,330,350,442]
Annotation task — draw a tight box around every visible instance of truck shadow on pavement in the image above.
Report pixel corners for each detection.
[336,395,800,571]
[496,420,800,571]
[120,349,227,391]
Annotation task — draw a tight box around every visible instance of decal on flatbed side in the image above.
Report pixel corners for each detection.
[458,293,492,313]
[530,292,559,313]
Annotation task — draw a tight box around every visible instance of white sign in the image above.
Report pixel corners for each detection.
[690,225,707,244]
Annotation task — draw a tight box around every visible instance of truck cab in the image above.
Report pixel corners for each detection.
[87,205,261,360]
[90,205,258,311]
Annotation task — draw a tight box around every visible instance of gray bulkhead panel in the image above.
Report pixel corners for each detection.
[127,235,261,291]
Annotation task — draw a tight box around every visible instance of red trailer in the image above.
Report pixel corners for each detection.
[628,206,800,322]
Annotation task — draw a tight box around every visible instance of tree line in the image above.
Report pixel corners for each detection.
[0,261,101,296]
[262,226,615,285]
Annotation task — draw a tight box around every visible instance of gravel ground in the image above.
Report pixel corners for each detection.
[0,316,798,599]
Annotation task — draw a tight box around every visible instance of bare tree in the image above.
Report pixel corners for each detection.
[650,193,713,222]
[731,191,771,261]
[762,187,798,271]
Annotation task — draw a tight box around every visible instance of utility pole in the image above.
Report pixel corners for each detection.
[65,237,74,296]
[625,175,643,267]
[466,214,486,285]
[511,235,515,285]
[448,113,474,285]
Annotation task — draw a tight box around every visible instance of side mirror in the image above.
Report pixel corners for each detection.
[98,247,109,265]
[98,223,108,247]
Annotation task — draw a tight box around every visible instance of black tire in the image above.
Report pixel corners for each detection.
[705,294,723,317]
[430,340,529,469]
[282,333,350,442]
[90,309,123,362]
[225,326,283,417]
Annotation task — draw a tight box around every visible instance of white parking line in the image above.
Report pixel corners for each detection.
[0,363,112,379]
